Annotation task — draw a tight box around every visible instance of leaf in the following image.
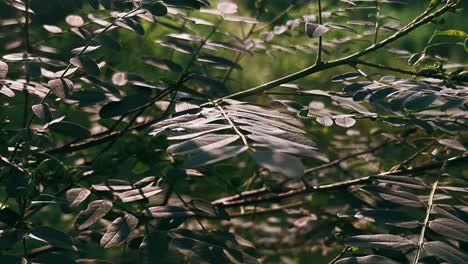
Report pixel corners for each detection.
[118,185,163,203]
[32,252,76,264]
[66,188,91,209]
[316,116,333,127]
[168,134,240,156]
[370,175,428,190]
[432,204,468,223]
[423,241,468,264]
[142,56,182,72]
[217,2,238,14]
[30,226,78,251]
[353,210,420,228]
[224,15,259,24]
[66,15,84,27]
[335,116,356,128]
[439,139,466,151]
[344,234,415,251]
[183,145,248,168]
[43,24,63,34]
[115,18,145,35]
[100,214,138,248]
[251,151,304,178]
[305,23,330,38]
[48,78,74,99]
[32,103,53,122]
[336,255,400,264]
[197,54,242,70]
[140,232,169,264]
[403,92,436,110]
[144,2,168,16]
[163,0,209,9]
[144,206,196,219]
[70,55,101,76]
[0,256,27,264]
[48,121,91,139]
[360,185,424,207]
[332,72,363,82]
[74,200,113,230]
[92,180,133,192]
[0,61,8,79]
[99,94,150,119]
[429,218,468,242]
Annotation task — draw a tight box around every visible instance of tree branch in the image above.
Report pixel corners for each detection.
[214,2,456,101]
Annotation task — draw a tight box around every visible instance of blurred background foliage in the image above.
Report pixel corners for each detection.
[0,0,467,263]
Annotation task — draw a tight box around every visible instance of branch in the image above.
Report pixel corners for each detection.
[212,141,389,205]
[215,2,456,101]
[213,154,467,208]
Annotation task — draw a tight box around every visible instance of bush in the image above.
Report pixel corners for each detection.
[0,0,467,263]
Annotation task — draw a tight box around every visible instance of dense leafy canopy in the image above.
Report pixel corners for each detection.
[0,0,467,263]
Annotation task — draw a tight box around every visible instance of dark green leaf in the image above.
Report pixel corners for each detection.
[48,121,91,139]
[30,226,78,251]
[140,232,169,264]
[145,2,168,16]
[336,255,400,264]
[353,209,420,228]
[70,55,101,76]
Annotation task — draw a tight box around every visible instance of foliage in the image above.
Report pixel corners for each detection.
[0,0,467,263]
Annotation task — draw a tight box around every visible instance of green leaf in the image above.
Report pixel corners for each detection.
[32,252,76,264]
[142,56,182,72]
[144,2,168,16]
[428,218,468,242]
[0,255,27,264]
[100,214,138,248]
[48,121,91,139]
[305,22,330,38]
[344,234,415,251]
[48,78,74,99]
[465,38,468,52]
[433,29,467,38]
[140,232,169,264]
[74,200,113,230]
[30,226,78,251]
[423,241,468,264]
[70,55,101,76]
[404,92,436,110]
[336,255,400,264]
[183,145,248,168]
[251,150,304,178]
[99,94,150,119]
[66,188,91,209]
[115,18,145,35]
